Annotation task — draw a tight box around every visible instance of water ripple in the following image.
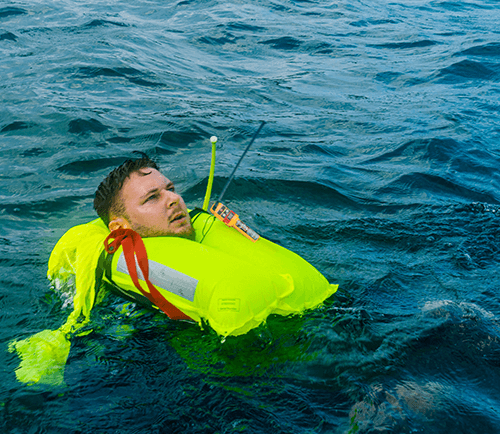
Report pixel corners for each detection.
[437,59,499,82]
[371,39,438,50]
[0,7,26,18]
[455,42,500,57]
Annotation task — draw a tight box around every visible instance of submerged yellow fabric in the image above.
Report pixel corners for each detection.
[9,221,108,386]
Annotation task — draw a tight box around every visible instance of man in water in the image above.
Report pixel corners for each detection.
[93,154,195,240]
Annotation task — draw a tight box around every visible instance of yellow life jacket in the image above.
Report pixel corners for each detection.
[99,209,337,336]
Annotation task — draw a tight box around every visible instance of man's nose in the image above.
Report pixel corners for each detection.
[164,190,180,208]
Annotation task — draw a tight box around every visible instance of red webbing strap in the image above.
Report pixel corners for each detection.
[104,229,190,320]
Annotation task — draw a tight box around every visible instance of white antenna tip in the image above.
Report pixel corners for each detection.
[210,136,217,143]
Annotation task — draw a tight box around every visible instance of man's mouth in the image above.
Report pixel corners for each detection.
[170,212,186,223]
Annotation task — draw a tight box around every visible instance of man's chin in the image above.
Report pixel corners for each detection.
[133,224,195,240]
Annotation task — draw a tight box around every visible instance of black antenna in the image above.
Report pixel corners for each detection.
[216,121,266,203]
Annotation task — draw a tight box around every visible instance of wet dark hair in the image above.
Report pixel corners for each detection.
[93,153,160,226]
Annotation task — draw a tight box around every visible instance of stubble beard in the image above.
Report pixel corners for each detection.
[131,220,196,240]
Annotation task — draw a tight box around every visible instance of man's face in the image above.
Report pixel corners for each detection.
[114,168,194,239]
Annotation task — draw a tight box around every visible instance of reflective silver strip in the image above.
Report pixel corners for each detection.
[117,253,198,302]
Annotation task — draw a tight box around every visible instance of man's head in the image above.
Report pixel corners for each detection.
[94,155,194,239]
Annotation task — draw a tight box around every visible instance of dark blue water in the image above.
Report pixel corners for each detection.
[1,0,500,432]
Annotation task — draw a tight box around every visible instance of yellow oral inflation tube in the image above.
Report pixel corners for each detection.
[202,135,217,211]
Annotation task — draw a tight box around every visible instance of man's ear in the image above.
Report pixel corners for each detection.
[108,217,131,232]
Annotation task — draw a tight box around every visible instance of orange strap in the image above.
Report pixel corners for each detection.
[104,229,190,320]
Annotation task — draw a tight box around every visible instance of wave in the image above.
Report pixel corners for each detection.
[377,171,497,203]
[56,157,129,175]
[363,138,459,166]
[75,66,166,88]
[259,36,303,50]
[362,137,500,180]
[82,19,129,29]
[370,40,437,50]
[0,31,17,41]
[0,7,26,18]
[68,118,110,135]
[356,137,500,204]
[0,121,35,133]
[1,191,94,219]
[436,59,499,82]
[349,18,398,28]
[455,42,500,58]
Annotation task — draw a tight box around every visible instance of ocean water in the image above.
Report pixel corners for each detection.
[1,0,500,432]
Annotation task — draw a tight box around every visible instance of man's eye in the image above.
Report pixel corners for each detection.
[145,194,159,202]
